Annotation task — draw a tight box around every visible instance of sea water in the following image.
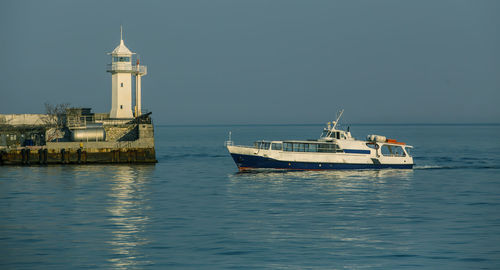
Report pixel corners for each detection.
[1,124,499,269]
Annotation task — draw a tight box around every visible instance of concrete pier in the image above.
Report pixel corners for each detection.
[0,114,157,166]
[0,146,156,165]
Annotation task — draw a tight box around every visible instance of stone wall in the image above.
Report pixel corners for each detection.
[45,138,154,150]
[138,124,154,139]
[103,124,138,141]
[0,114,48,126]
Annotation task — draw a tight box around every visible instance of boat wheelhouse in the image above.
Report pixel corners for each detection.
[226,111,413,171]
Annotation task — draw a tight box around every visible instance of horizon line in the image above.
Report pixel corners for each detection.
[156,122,500,127]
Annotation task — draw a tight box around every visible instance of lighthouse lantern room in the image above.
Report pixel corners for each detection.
[107,28,147,119]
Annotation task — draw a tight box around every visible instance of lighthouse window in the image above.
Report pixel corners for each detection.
[121,83,123,87]
[113,57,130,62]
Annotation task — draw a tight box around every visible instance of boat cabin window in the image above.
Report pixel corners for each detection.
[254,141,271,150]
[381,145,406,157]
[271,143,282,150]
[318,143,340,152]
[297,143,308,152]
[283,142,341,153]
[321,130,335,138]
[321,130,344,139]
[308,144,318,152]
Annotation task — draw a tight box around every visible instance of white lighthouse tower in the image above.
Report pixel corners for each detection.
[107,28,147,119]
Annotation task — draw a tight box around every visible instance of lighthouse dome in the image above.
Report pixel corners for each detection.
[110,39,135,56]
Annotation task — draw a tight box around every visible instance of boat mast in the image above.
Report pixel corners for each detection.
[332,109,344,129]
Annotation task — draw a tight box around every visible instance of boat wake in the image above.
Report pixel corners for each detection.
[413,165,451,170]
[414,164,500,170]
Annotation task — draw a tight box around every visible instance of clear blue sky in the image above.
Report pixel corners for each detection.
[1,0,499,124]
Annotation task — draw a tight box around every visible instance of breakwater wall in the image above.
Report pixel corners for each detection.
[0,144,156,165]
[0,123,157,165]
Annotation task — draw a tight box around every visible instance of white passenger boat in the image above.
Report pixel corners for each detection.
[226,111,413,171]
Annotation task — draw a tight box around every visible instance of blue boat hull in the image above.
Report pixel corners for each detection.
[230,153,413,170]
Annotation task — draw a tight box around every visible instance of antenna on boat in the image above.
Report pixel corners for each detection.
[332,109,344,129]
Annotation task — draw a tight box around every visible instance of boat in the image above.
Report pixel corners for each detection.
[225,110,414,171]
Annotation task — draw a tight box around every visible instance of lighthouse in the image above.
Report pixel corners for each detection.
[107,28,147,119]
